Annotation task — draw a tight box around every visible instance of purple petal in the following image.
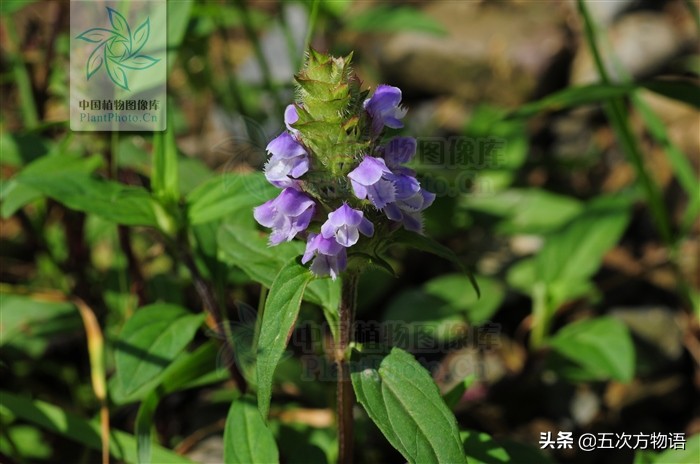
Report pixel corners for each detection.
[275,188,315,217]
[284,104,298,132]
[302,233,320,264]
[384,137,417,166]
[266,132,306,158]
[358,217,374,237]
[253,200,276,227]
[383,203,403,221]
[350,179,368,200]
[335,224,359,247]
[364,85,402,113]
[402,211,423,233]
[348,157,389,186]
[366,179,396,209]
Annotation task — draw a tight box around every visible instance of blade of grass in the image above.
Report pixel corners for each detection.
[577,0,673,246]
[2,15,39,129]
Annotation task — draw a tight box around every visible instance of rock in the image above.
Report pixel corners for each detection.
[186,435,224,463]
[571,11,697,85]
[372,2,569,106]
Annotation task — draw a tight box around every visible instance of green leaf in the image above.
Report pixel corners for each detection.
[391,230,479,298]
[114,304,204,398]
[152,123,179,203]
[646,433,700,464]
[217,223,340,314]
[106,56,129,90]
[351,348,467,464]
[135,389,160,464]
[463,189,583,235]
[535,196,630,286]
[107,7,131,39]
[643,79,700,109]
[460,430,510,464]
[18,173,163,227]
[548,316,635,382]
[224,396,279,464]
[186,173,277,225]
[0,295,81,357]
[508,83,636,118]
[0,391,194,463]
[424,274,503,325]
[256,260,313,418]
[2,153,103,218]
[347,6,447,36]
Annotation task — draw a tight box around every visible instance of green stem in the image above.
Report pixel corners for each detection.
[303,0,321,54]
[3,16,39,129]
[577,0,673,247]
[337,272,358,464]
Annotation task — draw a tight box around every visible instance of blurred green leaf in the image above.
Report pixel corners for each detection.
[548,316,635,382]
[186,173,277,225]
[460,430,510,464]
[424,274,503,325]
[442,375,477,410]
[508,83,636,118]
[351,348,466,464]
[347,6,447,36]
[256,259,313,418]
[152,121,179,204]
[641,433,700,464]
[0,425,51,459]
[391,230,479,298]
[0,133,50,167]
[464,189,583,235]
[114,304,204,398]
[535,196,630,286]
[224,396,279,464]
[0,295,81,357]
[19,173,163,227]
[0,391,194,463]
[1,154,103,218]
[217,223,340,315]
[643,79,700,109]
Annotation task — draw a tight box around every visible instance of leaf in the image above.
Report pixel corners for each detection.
[643,79,700,109]
[2,153,103,218]
[548,316,635,382]
[507,83,636,118]
[224,396,280,464]
[391,229,479,298]
[424,274,503,325]
[121,54,160,70]
[460,430,510,464]
[256,260,314,418]
[152,123,179,204]
[648,433,700,464]
[77,28,117,43]
[351,348,467,464]
[535,196,630,286]
[348,6,447,36]
[0,391,194,463]
[114,304,204,397]
[106,56,129,90]
[135,389,160,464]
[217,224,340,314]
[107,7,131,41]
[186,173,277,225]
[18,173,162,227]
[110,341,227,405]
[131,18,150,55]
[86,42,107,80]
[0,295,80,357]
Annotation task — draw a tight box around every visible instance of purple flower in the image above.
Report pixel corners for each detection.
[320,203,374,247]
[284,104,299,134]
[254,188,315,245]
[382,136,417,174]
[364,85,407,135]
[347,156,396,209]
[302,233,347,280]
[264,132,309,188]
[384,187,436,232]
